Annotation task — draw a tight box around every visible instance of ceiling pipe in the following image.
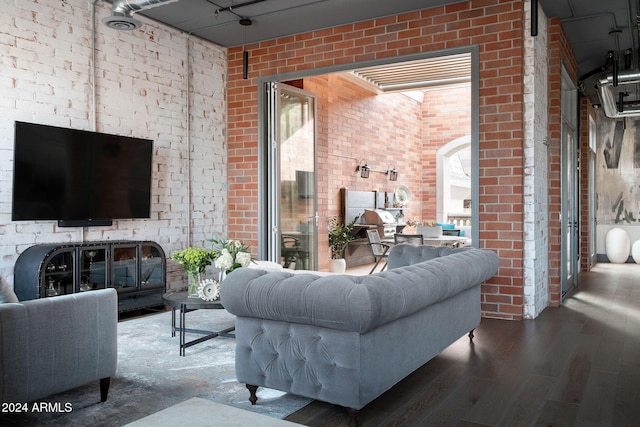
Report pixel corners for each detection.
[103,0,179,30]
[598,69,640,117]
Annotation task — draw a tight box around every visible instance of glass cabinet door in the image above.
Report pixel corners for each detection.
[112,244,139,292]
[78,246,108,292]
[140,243,164,289]
[42,249,74,297]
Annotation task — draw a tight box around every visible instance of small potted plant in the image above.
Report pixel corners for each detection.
[328,215,360,272]
[171,246,216,297]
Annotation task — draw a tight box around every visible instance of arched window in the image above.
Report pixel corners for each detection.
[436,136,472,229]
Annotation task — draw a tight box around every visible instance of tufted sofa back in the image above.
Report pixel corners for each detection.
[387,244,471,269]
[222,248,498,334]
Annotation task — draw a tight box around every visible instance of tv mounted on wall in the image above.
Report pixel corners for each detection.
[12,121,154,227]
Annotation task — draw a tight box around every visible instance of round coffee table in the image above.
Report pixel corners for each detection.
[162,291,235,356]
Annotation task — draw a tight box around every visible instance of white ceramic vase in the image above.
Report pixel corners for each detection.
[605,227,630,264]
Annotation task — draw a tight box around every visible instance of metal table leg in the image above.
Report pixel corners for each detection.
[171,307,176,337]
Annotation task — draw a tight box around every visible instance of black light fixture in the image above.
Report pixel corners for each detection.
[531,0,538,37]
[386,166,398,181]
[242,50,249,79]
[356,160,370,178]
[240,18,252,79]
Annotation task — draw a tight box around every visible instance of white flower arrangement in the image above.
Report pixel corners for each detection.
[208,236,254,275]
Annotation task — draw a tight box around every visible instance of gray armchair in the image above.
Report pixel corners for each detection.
[0,288,118,404]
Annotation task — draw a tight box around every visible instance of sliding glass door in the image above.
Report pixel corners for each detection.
[262,82,318,270]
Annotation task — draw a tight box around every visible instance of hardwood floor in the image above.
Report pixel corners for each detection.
[284,262,640,426]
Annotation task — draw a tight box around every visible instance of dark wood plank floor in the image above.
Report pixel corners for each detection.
[284,262,640,426]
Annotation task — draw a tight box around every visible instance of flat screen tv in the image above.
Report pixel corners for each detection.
[12,121,154,227]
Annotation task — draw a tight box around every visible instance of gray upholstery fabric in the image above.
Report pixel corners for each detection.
[233,285,481,410]
[0,276,18,303]
[222,248,499,411]
[223,248,498,333]
[387,244,470,269]
[0,288,118,403]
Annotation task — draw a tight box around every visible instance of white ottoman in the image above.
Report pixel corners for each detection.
[605,228,630,263]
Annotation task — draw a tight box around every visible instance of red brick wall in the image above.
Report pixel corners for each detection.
[299,75,424,264]
[579,97,596,271]
[325,75,423,218]
[227,0,528,319]
[547,18,577,307]
[421,86,472,221]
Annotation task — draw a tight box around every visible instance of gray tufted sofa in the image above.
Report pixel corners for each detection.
[221,245,499,423]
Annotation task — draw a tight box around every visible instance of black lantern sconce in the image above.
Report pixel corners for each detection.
[386,166,398,181]
[356,160,370,178]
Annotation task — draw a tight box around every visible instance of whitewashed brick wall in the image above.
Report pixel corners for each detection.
[0,0,227,290]
[523,1,550,319]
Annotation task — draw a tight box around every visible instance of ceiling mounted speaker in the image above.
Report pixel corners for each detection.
[102,15,141,30]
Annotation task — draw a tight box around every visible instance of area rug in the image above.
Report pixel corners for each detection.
[123,397,303,426]
[0,309,311,426]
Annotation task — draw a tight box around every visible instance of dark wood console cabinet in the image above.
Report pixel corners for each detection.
[14,240,166,313]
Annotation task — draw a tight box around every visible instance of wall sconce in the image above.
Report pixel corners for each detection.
[386,166,398,181]
[356,160,370,178]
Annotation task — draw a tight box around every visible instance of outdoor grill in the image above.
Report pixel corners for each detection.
[363,209,398,239]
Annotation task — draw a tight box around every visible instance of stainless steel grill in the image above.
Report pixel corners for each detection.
[363,209,397,239]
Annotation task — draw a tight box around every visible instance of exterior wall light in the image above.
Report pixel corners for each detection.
[357,160,370,178]
[387,166,398,181]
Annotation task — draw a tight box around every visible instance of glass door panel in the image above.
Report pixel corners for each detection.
[42,249,74,297]
[140,244,165,288]
[112,245,138,291]
[78,246,108,292]
[277,85,317,270]
[563,129,577,293]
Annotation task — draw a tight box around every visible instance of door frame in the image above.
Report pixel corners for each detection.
[256,46,480,262]
[588,115,597,268]
[560,66,579,298]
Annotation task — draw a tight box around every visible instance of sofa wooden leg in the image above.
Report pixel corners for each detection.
[468,328,475,341]
[100,377,111,402]
[346,408,360,426]
[246,384,259,405]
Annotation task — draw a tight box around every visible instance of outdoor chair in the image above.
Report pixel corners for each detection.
[281,235,300,268]
[366,229,391,274]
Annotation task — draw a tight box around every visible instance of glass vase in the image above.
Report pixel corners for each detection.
[188,271,201,298]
